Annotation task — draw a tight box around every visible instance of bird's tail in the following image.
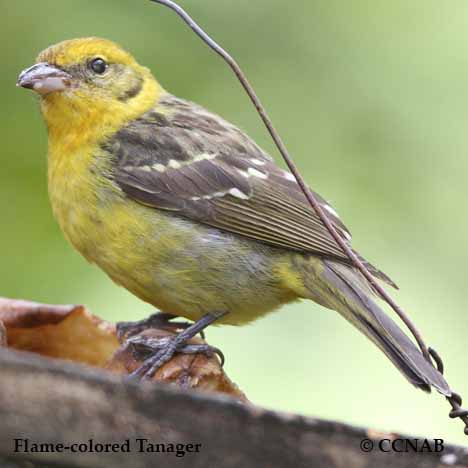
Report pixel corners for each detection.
[301,257,450,396]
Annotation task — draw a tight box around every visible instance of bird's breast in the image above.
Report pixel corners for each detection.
[47,142,200,308]
[46,142,300,323]
[48,143,105,255]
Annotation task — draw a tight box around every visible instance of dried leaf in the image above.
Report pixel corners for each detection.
[0,300,118,367]
[0,297,247,401]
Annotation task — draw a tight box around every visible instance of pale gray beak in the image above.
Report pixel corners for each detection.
[17,62,72,96]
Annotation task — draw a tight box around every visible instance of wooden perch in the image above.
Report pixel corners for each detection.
[0,297,467,467]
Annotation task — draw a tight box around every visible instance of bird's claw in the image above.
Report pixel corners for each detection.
[126,333,224,380]
[181,343,225,367]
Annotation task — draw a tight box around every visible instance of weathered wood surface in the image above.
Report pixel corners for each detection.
[0,348,467,468]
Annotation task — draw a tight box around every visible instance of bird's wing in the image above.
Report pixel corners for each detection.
[107,94,395,287]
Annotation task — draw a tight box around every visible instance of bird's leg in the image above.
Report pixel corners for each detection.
[127,310,228,379]
[116,311,205,341]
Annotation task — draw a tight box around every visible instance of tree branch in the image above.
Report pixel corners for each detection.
[0,348,467,468]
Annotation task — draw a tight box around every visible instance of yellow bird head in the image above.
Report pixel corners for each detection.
[17,37,162,136]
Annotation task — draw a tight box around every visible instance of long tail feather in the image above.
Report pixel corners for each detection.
[308,259,450,396]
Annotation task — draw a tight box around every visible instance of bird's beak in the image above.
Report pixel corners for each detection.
[17,62,72,96]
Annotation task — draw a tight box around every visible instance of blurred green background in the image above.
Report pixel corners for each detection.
[3,0,468,445]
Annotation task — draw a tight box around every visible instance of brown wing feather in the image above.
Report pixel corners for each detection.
[107,93,396,288]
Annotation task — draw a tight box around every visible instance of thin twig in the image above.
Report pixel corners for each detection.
[148,0,430,360]
[429,348,468,435]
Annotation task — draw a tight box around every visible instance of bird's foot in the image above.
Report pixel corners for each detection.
[126,334,224,379]
[116,311,205,342]
[126,311,227,380]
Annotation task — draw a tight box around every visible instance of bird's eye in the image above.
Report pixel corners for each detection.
[89,58,108,74]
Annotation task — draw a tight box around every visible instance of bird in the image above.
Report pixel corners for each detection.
[17,37,449,393]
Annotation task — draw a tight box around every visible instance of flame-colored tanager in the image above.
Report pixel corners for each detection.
[17,37,449,393]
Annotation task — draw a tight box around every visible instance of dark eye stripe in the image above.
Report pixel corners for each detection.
[118,76,144,102]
